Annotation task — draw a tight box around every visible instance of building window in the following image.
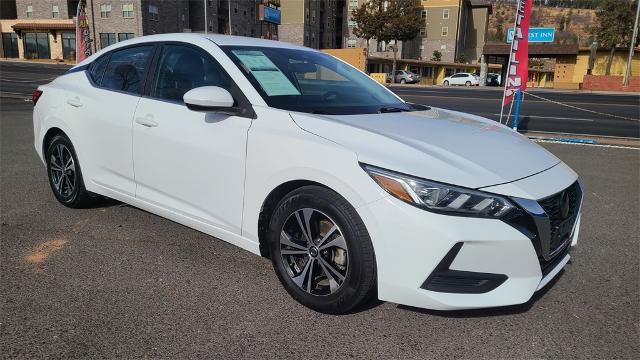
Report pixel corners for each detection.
[122,4,134,18]
[2,33,19,58]
[305,8,309,20]
[149,5,159,21]
[349,0,358,11]
[52,5,60,18]
[420,28,426,36]
[118,33,134,42]
[26,5,33,18]
[207,0,213,7]
[347,38,357,48]
[443,9,449,19]
[100,4,112,18]
[422,66,433,77]
[421,9,427,19]
[100,33,116,49]
[441,26,448,36]
[23,33,50,59]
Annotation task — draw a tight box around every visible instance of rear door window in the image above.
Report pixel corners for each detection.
[101,45,153,94]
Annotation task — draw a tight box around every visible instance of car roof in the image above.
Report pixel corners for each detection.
[74,33,312,68]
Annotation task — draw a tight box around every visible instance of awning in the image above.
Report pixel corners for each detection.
[483,43,579,57]
[11,22,75,31]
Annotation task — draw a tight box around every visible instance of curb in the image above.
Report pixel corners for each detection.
[523,131,639,148]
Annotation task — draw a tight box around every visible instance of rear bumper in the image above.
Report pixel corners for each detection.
[356,162,580,311]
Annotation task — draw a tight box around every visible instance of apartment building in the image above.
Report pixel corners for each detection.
[1,0,280,61]
[279,0,346,49]
[342,0,491,64]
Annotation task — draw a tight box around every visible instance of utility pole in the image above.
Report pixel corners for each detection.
[204,0,208,34]
[624,0,640,86]
[228,0,232,35]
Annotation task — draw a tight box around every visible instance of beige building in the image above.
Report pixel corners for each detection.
[342,0,491,65]
[279,0,346,49]
[400,0,491,63]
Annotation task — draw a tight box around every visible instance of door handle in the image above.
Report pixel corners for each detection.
[135,116,158,128]
[66,98,82,107]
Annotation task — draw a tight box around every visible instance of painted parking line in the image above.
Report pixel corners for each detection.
[491,113,596,122]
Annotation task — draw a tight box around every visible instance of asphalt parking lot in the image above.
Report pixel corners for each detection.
[1,98,638,358]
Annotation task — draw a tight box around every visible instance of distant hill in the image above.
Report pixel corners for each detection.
[488,1,598,47]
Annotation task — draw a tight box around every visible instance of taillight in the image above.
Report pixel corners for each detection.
[32,90,43,105]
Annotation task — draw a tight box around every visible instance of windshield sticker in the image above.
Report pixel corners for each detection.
[232,50,301,96]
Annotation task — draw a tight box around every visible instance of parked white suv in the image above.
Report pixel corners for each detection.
[33,34,582,314]
[443,72,479,86]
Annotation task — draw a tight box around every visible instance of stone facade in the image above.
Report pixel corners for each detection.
[15,0,76,20]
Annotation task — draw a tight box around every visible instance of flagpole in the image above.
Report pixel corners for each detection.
[75,0,81,64]
[499,0,522,125]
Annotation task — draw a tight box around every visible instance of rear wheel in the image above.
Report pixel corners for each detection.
[443,80,449,86]
[465,81,472,86]
[46,135,93,208]
[267,185,376,314]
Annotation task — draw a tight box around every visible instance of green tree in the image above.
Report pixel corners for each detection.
[376,0,422,83]
[351,0,386,70]
[431,50,442,62]
[596,0,637,74]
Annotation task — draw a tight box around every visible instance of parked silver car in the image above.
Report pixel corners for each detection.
[386,70,420,84]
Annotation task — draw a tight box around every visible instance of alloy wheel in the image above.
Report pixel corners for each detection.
[49,143,76,197]
[280,208,349,296]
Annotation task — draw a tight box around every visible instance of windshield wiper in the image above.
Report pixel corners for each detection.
[378,106,409,113]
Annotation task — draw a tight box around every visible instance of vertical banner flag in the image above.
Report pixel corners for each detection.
[76,0,92,63]
[502,0,532,107]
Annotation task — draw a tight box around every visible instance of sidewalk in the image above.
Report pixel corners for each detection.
[0,58,74,66]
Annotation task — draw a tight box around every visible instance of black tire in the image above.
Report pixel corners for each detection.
[465,81,472,86]
[45,134,93,208]
[443,80,449,86]
[267,185,376,314]
[400,78,406,84]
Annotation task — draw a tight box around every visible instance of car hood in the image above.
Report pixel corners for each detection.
[290,107,561,189]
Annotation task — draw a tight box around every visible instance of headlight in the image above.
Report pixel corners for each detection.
[362,164,515,218]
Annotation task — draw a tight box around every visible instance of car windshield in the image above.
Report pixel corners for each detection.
[221,45,414,115]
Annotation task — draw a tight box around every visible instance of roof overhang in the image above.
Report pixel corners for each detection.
[483,43,579,57]
[11,22,75,31]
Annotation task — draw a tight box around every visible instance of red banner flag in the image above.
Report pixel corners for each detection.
[75,0,92,63]
[502,0,533,107]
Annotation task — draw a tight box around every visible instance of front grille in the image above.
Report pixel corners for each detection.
[503,181,582,274]
[538,181,582,253]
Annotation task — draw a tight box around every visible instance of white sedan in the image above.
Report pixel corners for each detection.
[443,72,479,86]
[33,34,582,314]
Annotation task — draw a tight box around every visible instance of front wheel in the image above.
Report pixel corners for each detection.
[267,185,376,314]
[400,78,406,84]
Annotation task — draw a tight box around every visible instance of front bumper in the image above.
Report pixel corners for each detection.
[356,162,581,310]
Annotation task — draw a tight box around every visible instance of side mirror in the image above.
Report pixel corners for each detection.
[183,86,238,115]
